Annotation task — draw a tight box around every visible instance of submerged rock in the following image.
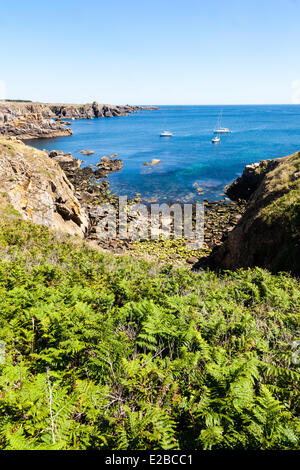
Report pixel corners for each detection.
[80,150,95,155]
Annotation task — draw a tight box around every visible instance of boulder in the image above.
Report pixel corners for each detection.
[51,153,83,172]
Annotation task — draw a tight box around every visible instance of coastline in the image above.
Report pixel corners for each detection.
[0,136,245,267]
[0,104,299,272]
[0,100,158,140]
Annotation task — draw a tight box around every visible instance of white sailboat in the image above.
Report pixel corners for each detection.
[214,128,231,134]
[214,110,231,134]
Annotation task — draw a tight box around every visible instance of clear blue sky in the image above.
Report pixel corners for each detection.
[1,0,300,104]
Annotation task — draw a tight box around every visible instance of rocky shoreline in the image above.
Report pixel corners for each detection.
[0,136,248,266]
[1,116,298,273]
[46,148,246,264]
[0,101,158,140]
[56,148,299,275]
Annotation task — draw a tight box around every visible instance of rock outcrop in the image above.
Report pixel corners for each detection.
[48,151,123,180]
[95,155,123,177]
[0,138,89,237]
[46,149,124,223]
[225,159,281,201]
[210,151,300,274]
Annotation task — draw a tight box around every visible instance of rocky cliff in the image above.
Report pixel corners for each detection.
[0,138,89,237]
[225,159,282,201]
[211,152,300,274]
[0,101,157,139]
[0,102,72,140]
[1,136,299,273]
[50,101,147,119]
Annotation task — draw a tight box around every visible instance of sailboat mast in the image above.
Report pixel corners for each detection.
[219,109,223,128]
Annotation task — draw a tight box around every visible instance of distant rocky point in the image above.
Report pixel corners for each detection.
[4,99,33,103]
[0,101,158,140]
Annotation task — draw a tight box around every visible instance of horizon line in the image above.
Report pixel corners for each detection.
[2,100,300,107]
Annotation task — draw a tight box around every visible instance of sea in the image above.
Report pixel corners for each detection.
[28,105,300,203]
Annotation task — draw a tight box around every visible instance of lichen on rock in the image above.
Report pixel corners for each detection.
[0,138,89,237]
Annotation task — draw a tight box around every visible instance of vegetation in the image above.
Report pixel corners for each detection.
[261,151,300,236]
[130,237,211,264]
[0,215,299,450]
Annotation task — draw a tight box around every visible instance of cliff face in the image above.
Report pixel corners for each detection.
[225,159,282,201]
[50,101,142,119]
[211,152,300,274]
[0,138,89,237]
[0,101,157,139]
[0,102,72,139]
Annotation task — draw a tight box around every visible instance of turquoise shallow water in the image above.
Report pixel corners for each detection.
[28,105,300,203]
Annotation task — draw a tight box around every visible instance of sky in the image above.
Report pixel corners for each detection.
[1,0,300,105]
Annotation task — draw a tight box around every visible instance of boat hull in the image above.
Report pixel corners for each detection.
[214,129,231,134]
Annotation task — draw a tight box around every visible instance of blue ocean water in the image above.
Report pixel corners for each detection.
[28,105,300,203]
